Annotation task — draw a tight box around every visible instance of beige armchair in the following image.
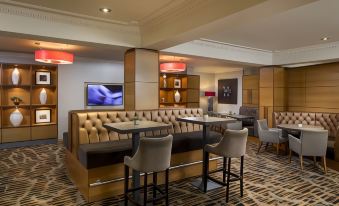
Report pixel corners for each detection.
[288,130,328,173]
[257,119,287,155]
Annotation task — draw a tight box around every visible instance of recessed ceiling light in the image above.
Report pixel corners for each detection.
[99,8,111,13]
[321,37,329,41]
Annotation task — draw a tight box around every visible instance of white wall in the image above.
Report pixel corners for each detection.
[58,58,124,138]
[215,70,243,114]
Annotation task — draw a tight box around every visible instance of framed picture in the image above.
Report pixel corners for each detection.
[174,79,181,88]
[35,109,51,123]
[218,78,238,104]
[36,71,51,85]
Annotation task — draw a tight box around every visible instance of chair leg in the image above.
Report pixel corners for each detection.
[226,158,231,203]
[300,155,303,171]
[240,156,244,197]
[153,172,157,204]
[203,151,209,193]
[124,165,129,206]
[257,141,263,154]
[223,157,227,183]
[289,150,292,163]
[144,173,147,206]
[165,168,169,206]
[322,156,327,174]
[313,156,317,166]
[265,143,269,150]
[276,143,280,155]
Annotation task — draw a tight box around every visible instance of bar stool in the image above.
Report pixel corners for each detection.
[124,135,173,206]
[204,128,248,203]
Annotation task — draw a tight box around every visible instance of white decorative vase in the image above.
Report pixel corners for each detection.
[39,88,47,104]
[174,90,180,103]
[11,68,20,85]
[10,108,23,127]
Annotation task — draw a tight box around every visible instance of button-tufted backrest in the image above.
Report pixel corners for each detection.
[69,108,203,156]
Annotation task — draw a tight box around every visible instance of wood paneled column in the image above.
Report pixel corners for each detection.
[124,49,159,111]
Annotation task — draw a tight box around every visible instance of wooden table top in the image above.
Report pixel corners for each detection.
[104,121,172,134]
[176,116,236,126]
[277,124,324,131]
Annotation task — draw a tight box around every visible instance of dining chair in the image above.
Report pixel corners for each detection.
[124,135,173,206]
[257,119,288,155]
[288,130,328,173]
[204,128,248,203]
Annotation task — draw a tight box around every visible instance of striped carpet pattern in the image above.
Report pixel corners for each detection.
[0,142,338,206]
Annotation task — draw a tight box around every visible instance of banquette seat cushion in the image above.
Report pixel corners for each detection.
[78,131,222,169]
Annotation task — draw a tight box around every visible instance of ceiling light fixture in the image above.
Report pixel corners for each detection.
[321,37,329,41]
[160,62,186,73]
[35,50,74,64]
[99,8,112,13]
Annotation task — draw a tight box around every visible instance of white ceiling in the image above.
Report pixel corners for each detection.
[0,36,128,61]
[203,0,339,51]
[7,0,176,24]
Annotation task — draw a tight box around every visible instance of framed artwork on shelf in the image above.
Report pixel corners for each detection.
[36,71,51,85]
[174,79,181,88]
[35,109,51,123]
[218,78,238,104]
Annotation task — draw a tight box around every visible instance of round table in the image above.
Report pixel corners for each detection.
[277,124,324,138]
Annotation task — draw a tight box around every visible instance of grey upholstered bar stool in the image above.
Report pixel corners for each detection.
[204,128,248,203]
[124,135,173,206]
[288,130,328,173]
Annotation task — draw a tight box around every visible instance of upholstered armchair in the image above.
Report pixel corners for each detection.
[288,130,328,173]
[257,119,287,155]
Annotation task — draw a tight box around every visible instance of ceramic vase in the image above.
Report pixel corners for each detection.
[11,68,20,85]
[174,90,180,103]
[39,88,47,104]
[10,108,23,127]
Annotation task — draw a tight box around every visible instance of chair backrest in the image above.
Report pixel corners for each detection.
[257,119,269,140]
[216,128,248,158]
[301,130,328,156]
[132,135,173,173]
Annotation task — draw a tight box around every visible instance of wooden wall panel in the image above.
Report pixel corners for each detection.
[243,75,259,90]
[287,69,305,87]
[274,68,286,87]
[306,87,339,108]
[259,68,273,88]
[274,88,286,107]
[287,87,305,107]
[259,87,273,106]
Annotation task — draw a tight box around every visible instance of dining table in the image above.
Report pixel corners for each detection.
[176,116,236,192]
[104,120,172,203]
[277,124,324,138]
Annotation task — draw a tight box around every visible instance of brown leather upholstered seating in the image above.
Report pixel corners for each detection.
[69,108,223,169]
[274,112,339,160]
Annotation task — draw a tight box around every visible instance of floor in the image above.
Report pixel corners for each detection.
[0,141,338,206]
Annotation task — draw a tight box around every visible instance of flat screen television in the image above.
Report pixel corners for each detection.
[85,83,124,107]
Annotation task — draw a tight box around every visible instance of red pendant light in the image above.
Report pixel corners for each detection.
[160,62,186,73]
[35,50,74,64]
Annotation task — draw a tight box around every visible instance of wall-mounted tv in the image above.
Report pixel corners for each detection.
[85,83,123,108]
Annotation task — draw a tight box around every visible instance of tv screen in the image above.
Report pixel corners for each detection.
[86,83,123,106]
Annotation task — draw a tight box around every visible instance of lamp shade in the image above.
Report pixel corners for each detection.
[204,91,216,97]
[160,62,186,73]
[35,50,74,64]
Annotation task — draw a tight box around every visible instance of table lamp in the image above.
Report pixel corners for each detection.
[205,91,216,112]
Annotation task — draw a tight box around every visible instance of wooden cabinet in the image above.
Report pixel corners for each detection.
[0,63,58,144]
[159,73,200,108]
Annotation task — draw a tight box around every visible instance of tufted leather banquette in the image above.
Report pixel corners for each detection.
[274,112,339,160]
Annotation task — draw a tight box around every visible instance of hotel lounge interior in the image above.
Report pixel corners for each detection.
[0,0,339,205]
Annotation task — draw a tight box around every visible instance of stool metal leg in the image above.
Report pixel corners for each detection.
[165,168,169,206]
[223,157,227,183]
[144,173,147,206]
[203,151,209,193]
[124,165,129,206]
[226,157,231,203]
[153,172,157,204]
[240,156,244,197]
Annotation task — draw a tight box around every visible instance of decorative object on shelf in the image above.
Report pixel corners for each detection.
[39,88,47,104]
[174,78,181,88]
[36,71,51,85]
[218,78,238,104]
[161,97,165,103]
[204,91,216,112]
[10,108,23,127]
[11,67,20,85]
[162,74,167,88]
[10,96,22,106]
[174,90,181,103]
[160,62,186,73]
[35,50,74,64]
[35,109,51,123]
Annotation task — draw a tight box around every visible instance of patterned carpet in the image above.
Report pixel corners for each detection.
[0,141,338,206]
